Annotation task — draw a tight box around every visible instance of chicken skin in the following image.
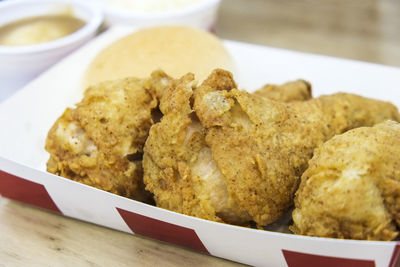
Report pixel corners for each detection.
[45,69,304,206]
[143,69,400,226]
[143,73,313,224]
[254,80,312,102]
[291,121,400,240]
[46,71,172,202]
[144,73,234,223]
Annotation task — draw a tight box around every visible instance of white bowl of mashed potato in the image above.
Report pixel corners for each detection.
[95,0,221,30]
[0,0,103,102]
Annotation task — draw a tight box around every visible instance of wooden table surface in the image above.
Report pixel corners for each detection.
[1,0,400,266]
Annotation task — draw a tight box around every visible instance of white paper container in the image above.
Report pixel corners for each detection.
[1,27,400,267]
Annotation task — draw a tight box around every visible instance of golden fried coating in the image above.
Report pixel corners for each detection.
[291,121,400,240]
[143,68,400,226]
[253,80,312,102]
[143,72,252,224]
[143,74,236,224]
[46,71,172,202]
[193,69,399,226]
[143,71,312,224]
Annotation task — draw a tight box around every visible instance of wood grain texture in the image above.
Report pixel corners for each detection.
[0,198,240,267]
[216,0,400,67]
[1,0,400,266]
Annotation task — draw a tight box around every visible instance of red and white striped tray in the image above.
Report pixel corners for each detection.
[1,27,400,267]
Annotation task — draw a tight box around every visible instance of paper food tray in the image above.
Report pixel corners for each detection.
[1,27,400,267]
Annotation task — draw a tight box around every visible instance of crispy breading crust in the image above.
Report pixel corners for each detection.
[291,121,400,240]
[143,73,226,222]
[46,71,172,202]
[193,69,400,226]
[254,80,312,102]
[143,71,313,224]
[143,69,400,226]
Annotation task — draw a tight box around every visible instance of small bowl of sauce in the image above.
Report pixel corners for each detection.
[0,0,103,102]
[0,14,86,46]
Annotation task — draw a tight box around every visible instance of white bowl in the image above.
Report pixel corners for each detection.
[97,0,221,30]
[0,0,103,102]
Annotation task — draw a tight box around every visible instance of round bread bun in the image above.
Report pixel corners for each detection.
[83,26,235,87]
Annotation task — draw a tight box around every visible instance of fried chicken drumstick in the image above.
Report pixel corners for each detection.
[143,69,400,226]
[291,121,400,240]
[46,71,172,202]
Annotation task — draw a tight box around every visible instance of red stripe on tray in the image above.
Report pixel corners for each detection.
[282,249,375,267]
[389,244,400,267]
[0,170,61,213]
[117,208,209,254]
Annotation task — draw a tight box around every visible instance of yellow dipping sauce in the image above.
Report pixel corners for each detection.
[0,15,85,46]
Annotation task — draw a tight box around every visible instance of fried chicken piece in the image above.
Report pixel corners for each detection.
[143,69,400,226]
[143,72,252,224]
[46,71,172,202]
[143,72,311,224]
[253,80,312,102]
[193,69,399,226]
[291,121,400,240]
